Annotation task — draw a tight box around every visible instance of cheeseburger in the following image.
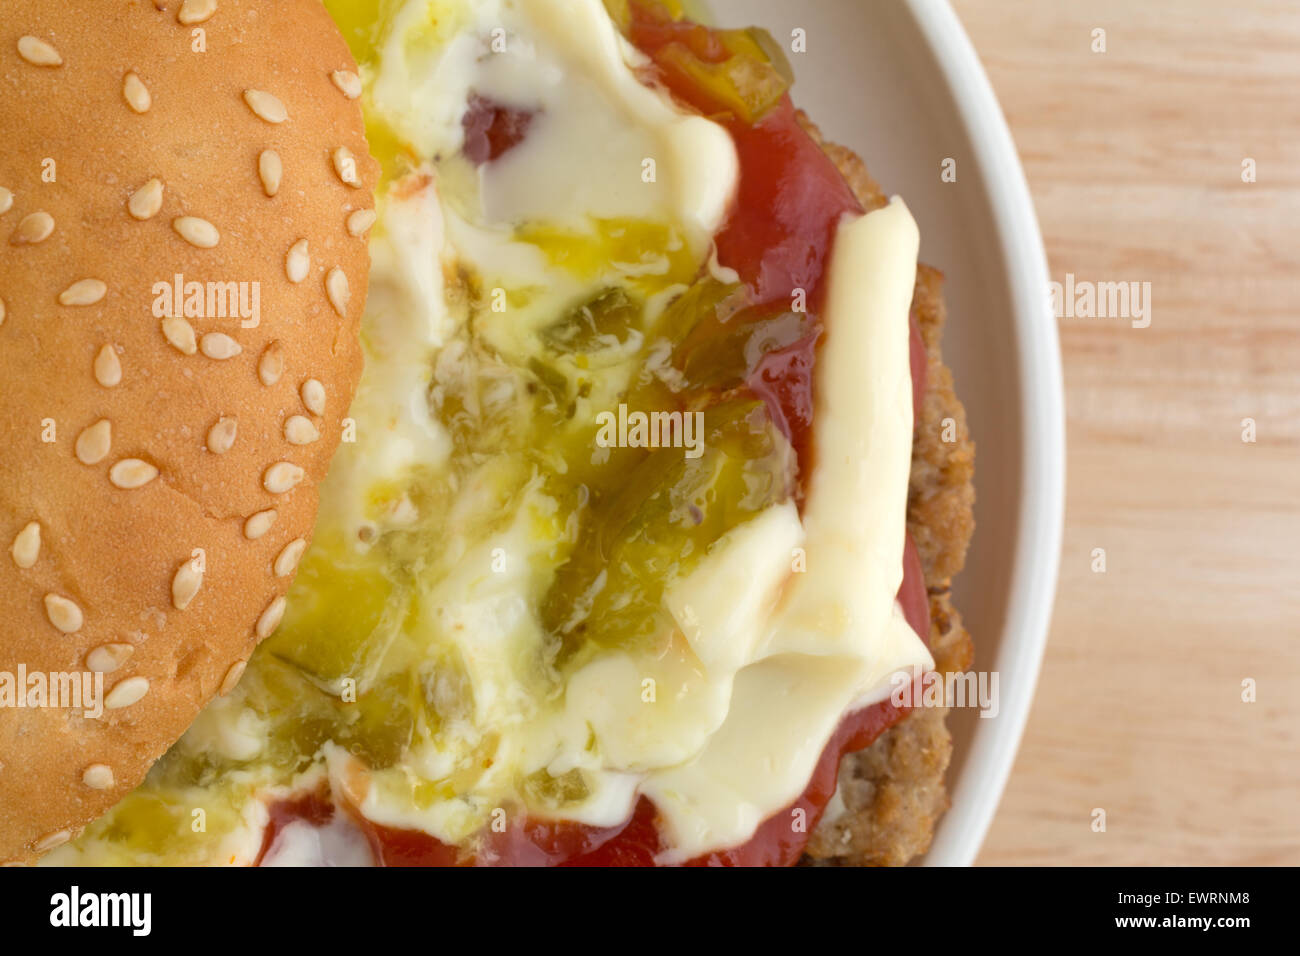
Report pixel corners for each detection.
[1,0,974,867]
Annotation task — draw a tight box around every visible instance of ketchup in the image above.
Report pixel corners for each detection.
[255,788,336,864]
[626,3,918,474]
[258,4,936,868]
[461,94,535,165]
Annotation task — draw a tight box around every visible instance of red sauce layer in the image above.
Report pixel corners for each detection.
[461,94,534,165]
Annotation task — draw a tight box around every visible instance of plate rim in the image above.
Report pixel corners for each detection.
[903,0,1066,867]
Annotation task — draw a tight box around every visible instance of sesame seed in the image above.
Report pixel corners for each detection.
[11,522,40,569]
[200,332,242,360]
[263,462,304,494]
[17,36,62,67]
[332,147,361,187]
[258,149,282,197]
[162,316,197,354]
[258,341,284,386]
[219,659,247,696]
[122,72,151,113]
[330,70,362,99]
[128,178,164,220]
[105,676,149,709]
[11,211,53,245]
[34,830,71,853]
[82,764,115,790]
[243,509,277,540]
[109,459,158,489]
[274,538,307,577]
[347,208,377,237]
[243,89,287,124]
[86,643,133,673]
[74,419,112,465]
[58,279,107,307]
[325,268,349,316]
[256,596,287,639]
[178,0,218,26]
[172,560,203,610]
[94,345,122,387]
[44,594,83,634]
[301,379,326,416]
[284,415,320,445]
[0,188,12,214]
[286,239,310,284]
[207,416,237,454]
[173,216,219,248]
[0,297,6,328]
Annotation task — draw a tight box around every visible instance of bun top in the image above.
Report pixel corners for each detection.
[0,0,377,861]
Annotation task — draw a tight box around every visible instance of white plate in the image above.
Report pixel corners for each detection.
[709,0,1065,865]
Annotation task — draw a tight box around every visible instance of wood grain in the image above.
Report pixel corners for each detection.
[950,0,1300,865]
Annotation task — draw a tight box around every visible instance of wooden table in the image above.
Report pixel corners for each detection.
[952,0,1300,865]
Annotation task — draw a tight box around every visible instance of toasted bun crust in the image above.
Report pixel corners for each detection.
[0,0,377,862]
[798,116,977,866]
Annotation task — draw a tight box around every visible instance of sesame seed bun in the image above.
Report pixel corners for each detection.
[0,0,376,862]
